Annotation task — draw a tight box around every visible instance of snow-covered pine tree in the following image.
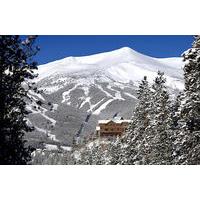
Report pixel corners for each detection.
[74,146,93,165]
[73,138,108,165]
[90,139,110,165]
[181,36,200,132]
[0,36,38,164]
[115,76,152,164]
[106,136,124,164]
[142,71,173,164]
[171,92,183,130]
[173,36,200,164]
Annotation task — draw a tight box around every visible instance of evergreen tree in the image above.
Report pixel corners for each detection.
[106,136,124,164]
[0,35,38,164]
[134,76,152,135]
[73,139,103,165]
[174,36,200,164]
[74,146,93,165]
[115,76,152,164]
[180,35,200,132]
[90,140,109,165]
[145,71,173,164]
[171,92,183,129]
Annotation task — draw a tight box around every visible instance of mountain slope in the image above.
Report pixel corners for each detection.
[37,47,183,88]
[26,47,184,148]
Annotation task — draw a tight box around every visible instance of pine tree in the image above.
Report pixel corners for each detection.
[115,76,152,164]
[90,140,109,165]
[74,146,93,165]
[106,136,124,164]
[181,36,200,132]
[72,139,106,165]
[145,71,173,164]
[174,36,200,164]
[134,76,152,135]
[171,92,183,129]
[0,36,39,164]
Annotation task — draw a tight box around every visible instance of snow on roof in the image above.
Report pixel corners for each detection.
[44,144,58,151]
[98,120,110,124]
[60,146,72,151]
[113,116,123,120]
[98,119,132,124]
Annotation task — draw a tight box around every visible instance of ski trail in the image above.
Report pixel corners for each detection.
[93,99,114,115]
[124,92,137,100]
[107,85,125,100]
[61,84,79,104]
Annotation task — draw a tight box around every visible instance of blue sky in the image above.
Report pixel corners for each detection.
[34,35,193,65]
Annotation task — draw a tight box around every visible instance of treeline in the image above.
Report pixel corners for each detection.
[73,36,200,165]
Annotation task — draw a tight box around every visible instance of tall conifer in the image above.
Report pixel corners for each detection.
[0,36,38,164]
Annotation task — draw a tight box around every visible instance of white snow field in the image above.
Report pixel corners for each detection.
[36,47,184,90]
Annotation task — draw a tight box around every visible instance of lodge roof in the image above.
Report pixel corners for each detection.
[98,119,132,124]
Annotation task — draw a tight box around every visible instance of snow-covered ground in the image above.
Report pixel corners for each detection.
[44,144,72,151]
[37,47,184,90]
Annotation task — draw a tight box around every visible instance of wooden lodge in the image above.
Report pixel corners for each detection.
[96,117,132,137]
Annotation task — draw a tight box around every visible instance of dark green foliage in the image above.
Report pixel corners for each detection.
[173,36,200,164]
[120,76,153,164]
[171,92,183,129]
[0,35,38,164]
[146,71,173,164]
[181,35,200,132]
[31,149,73,165]
[92,76,153,165]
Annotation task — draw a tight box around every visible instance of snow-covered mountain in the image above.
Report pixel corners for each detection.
[37,47,183,89]
[26,47,184,148]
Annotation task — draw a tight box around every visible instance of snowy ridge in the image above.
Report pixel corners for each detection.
[37,47,183,90]
[35,47,183,116]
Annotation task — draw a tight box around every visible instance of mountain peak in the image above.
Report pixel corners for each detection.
[116,47,134,53]
[107,46,152,62]
[37,47,183,90]
[105,46,138,57]
[116,46,134,53]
